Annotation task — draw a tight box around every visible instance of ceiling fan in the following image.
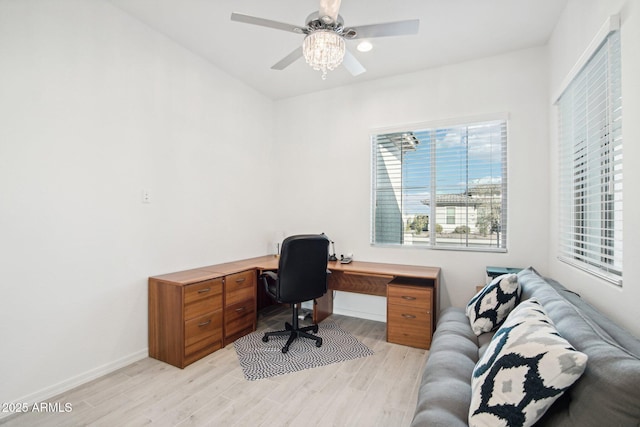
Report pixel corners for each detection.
[231,0,419,79]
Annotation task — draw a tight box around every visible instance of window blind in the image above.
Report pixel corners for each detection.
[558,30,622,284]
[372,119,507,250]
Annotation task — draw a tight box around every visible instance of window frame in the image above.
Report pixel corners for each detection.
[556,21,622,286]
[370,115,508,252]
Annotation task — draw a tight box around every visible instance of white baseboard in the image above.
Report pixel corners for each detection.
[0,348,148,420]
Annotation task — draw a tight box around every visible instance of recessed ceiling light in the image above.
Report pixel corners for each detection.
[357,41,373,52]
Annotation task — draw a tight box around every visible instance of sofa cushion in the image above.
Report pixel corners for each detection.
[545,276,640,358]
[466,274,520,335]
[518,267,640,427]
[469,299,587,427]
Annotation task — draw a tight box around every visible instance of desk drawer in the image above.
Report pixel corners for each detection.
[329,271,388,296]
[387,285,432,310]
[225,270,255,293]
[184,279,223,306]
[185,293,222,320]
[184,337,222,367]
[184,316,223,366]
[226,283,255,307]
[387,305,431,349]
[225,301,255,337]
[185,310,223,348]
[387,303,431,325]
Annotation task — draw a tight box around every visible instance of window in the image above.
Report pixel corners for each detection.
[446,207,456,225]
[557,29,622,285]
[372,118,507,250]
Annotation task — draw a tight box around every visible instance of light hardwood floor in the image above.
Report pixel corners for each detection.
[1,307,428,427]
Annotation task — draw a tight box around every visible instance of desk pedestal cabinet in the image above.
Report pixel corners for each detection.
[223,270,257,344]
[387,279,433,349]
[148,269,256,369]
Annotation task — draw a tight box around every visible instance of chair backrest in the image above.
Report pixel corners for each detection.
[276,234,330,303]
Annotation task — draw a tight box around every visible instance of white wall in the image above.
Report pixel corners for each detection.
[0,0,274,408]
[274,46,551,321]
[4,0,638,412]
[548,0,640,337]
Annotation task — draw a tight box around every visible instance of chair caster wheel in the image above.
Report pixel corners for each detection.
[262,335,269,342]
[282,346,289,354]
[316,338,322,347]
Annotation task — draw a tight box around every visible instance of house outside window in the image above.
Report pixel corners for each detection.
[371,118,507,251]
[557,28,622,285]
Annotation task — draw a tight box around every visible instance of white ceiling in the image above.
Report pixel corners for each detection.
[107,0,568,100]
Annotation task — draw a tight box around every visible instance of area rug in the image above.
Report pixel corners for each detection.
[233,322,374,381]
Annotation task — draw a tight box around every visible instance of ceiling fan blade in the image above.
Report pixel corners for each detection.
[346,19,420,39]
[271,47,304,70]
[319,0,342,22]
[230,13,304,34]
[342,49,366,76]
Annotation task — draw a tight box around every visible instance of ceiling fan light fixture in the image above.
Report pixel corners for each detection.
[357,40,373,52]
[302,30,345,80]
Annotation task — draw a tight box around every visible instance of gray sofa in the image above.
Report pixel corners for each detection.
[411,267,640,427]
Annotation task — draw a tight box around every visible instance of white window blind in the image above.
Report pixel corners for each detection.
[558,30,622,285]
[372,119,507,251]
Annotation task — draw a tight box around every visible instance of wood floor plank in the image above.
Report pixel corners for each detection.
[0,307,428,427]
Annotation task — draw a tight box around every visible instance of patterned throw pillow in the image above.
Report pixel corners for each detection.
[469,299,588,427]
[466,274,521,335]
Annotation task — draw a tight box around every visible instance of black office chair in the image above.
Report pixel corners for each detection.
[260,234,330,353]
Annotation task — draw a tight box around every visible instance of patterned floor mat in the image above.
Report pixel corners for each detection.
[233,322,374,381]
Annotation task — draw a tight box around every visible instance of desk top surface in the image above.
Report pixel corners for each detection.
[328,260,440,278]
[150,255,440,285]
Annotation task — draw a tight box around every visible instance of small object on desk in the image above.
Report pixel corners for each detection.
[340,254,352,264]
[328,240,338,261]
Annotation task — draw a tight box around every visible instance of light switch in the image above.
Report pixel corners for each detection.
[142,189,151,204]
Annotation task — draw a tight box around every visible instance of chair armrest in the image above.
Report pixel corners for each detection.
[260,270,278,281]
[260,270,278,299]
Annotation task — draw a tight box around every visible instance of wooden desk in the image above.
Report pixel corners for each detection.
[149,256,440,367]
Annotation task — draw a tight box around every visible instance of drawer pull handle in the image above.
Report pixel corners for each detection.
[235,307,246,312]
[235,278,246,283]
[401,296,416,300]
[198,320,211,327]
[198,288,211,294]
[402,314,416,319]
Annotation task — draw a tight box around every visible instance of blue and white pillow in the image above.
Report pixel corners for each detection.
[466,274,521,335]
[469,299,588,427]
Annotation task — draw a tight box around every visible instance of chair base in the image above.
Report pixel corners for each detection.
[262,305,322,353]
